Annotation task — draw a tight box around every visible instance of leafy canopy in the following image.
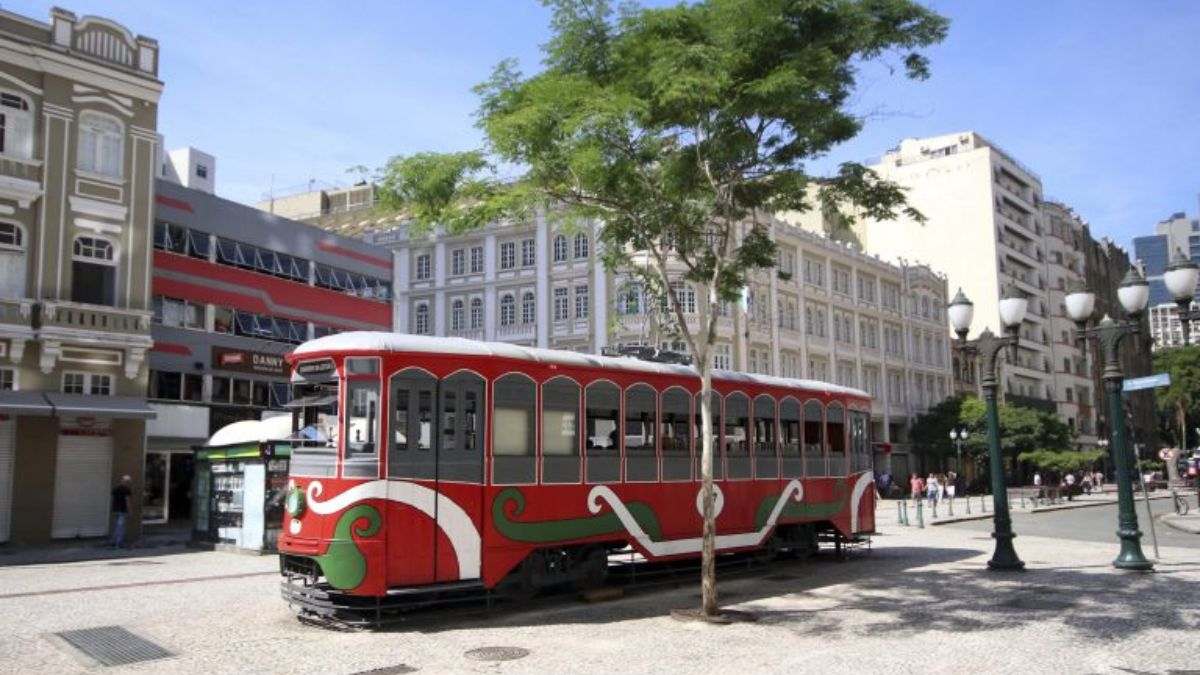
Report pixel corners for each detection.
[1152,345,1200,446]
[910,395,1076,463]
[377,0,948,361]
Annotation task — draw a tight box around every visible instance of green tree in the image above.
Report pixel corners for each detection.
[377,0,948,617]
[1017,449,1106,474]
[1152,345,1200,448]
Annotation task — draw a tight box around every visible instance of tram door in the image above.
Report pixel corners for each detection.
[388,369,485,586]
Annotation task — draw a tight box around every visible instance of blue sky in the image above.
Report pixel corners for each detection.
[11,1,1200,249]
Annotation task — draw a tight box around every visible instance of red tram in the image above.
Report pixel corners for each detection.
[278,332,876,607]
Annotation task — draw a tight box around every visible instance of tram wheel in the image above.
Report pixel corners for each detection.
[577,547,609,590]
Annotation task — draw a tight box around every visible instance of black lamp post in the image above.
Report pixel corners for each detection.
[949,428,969,474]
[1164,248,1200,345]
[947,286,1027,571]
[1064,269,1154,571]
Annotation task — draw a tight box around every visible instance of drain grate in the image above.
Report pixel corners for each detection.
[352,666,418,674]
[56,626,172,667]
[464,647,530,662]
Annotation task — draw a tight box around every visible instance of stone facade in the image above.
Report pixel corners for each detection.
[0,7,161,543]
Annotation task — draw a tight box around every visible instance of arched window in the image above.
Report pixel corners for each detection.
[693,391,723,480]
[450,299,464,331]
[77,111,124,178]
[71,236,116,306]
[585,381,620,482]
[661,387,691,481]
[804,400,824,476]
[470,297,483,329]
[574,232,590,258]
[542,377,580,483]
[779,397,802,477]
[826,402,846,475]
[521,291,536,324]
[553,234,568,262]
[414,303,430,335]
[493,373,536,484]
[624,384,658,482]
[0,221,25,300]
[753,394,778,479]
[0,92,33,159]
[499,294,515,326]
[724,392,751,479]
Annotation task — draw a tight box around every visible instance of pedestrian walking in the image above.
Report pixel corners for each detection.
[110,475,132,548]
[1064,472,1076,501]
[1081,472,1093,495]
[1033,471,1043,500]
[910,473,924,502]
[926,473,940,508]
[946,470,958,501]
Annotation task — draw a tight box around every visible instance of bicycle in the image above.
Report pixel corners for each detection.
[1172,489,1190,516]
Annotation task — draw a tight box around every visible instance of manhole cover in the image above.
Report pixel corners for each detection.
[56,626,172,666]
[464,647,530,662]
[352,666,418,674]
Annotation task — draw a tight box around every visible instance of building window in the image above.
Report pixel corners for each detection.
[213,306,234,334]
[77,111,124,178]
[521,238,536,267]
[63,372,111,395]
[803,258,825,287]
[451,249,465,276]
[71,236,116,306]
[574,284,589,319]
[553,234,568,262]
[152,296,204,329]
[154,221,210,260]
[553,287,569,321]
[0,92,33,159]
[415,253,431,280]
[714,344,732,370]
[196,164,208,179]
[500,241,516,270]
[620,283,641,315]
[0,368,14,391]
[574,232,590,259]
[0,221,25,300]
[669,282,696,314]
[470,297,483,329]
[500,294,516,326]
[470,246,484,273]
[451,299,465,331]
[521,291,536,324]
[414,303,430,335]
[832,266,851,295]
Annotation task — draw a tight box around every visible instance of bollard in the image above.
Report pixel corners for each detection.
[932,499,938,519]
[982,495,988,513]
[916,500,925,528]
[965,494,971,515]
[902,500,910,526]
[948,497,954,517]
[897,500,904,525]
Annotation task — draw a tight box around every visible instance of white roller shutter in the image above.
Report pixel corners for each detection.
[0,417,13,543]
[51,432,113,539]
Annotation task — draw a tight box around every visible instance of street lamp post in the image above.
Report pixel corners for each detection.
[1065,269,1154,571]
[949,428,969,474]
[1164,248,1200,345]
[947,286,1027,571]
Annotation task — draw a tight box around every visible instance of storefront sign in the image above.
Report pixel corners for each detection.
[60,416,111,436]
[212,347,290,377]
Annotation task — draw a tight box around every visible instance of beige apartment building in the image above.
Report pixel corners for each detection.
[811,131,1104,445]
[0,8,161,543]
[265,187,954,478]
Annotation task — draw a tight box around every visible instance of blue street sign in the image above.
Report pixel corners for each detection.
[1123,372,1171,392]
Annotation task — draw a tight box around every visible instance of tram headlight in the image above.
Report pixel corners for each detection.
[285,486,306,517]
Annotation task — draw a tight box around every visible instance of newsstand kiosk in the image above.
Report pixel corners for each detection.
[193,415,292,553]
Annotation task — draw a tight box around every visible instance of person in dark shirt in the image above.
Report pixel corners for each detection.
[110,475,132,548]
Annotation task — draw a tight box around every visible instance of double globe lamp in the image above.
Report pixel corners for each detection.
[1163,248,1200,345]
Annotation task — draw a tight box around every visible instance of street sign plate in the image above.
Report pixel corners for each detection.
[1123,372,1170,392]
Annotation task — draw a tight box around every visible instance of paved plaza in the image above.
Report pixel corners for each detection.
[0,505,1197,675]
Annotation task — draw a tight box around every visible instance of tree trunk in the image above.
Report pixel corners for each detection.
[699,366,718,617]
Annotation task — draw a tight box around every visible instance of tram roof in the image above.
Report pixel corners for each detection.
[292,331,869,399]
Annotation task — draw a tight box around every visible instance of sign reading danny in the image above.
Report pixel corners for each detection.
[212,346,290,377]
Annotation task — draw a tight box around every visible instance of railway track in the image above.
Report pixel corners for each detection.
[283,534,870,630]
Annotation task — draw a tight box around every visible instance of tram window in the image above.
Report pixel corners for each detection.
[585,381,620,482]
[661,387,691,481]
[624,384,658,482]
[542,377,581,484]
[493,374,536,484]
[343,379,380,478]
[441,371,486,482]
[753,394,778,479]
[693,391,723,480]
[724,392,751,479]
[779,397,802,478]
[827,402,846,475]
[388,369,437,480]
[851,410,870,473]
[804,401,824,477]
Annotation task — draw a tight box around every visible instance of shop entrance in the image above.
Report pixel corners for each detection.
[142,451,195,525]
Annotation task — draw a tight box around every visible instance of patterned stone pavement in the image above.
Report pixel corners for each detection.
[0,509,1198,674]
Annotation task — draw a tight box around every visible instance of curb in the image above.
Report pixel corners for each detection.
[924,494,1173,527]
[1159,515,1200,535]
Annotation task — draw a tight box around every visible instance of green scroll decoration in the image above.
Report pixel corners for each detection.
[754,480,849,530]
[314,504,382,590]
[492,488,663,543]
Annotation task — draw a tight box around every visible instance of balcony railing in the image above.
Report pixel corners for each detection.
[0,156,42,184]
[42,301,151,335]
